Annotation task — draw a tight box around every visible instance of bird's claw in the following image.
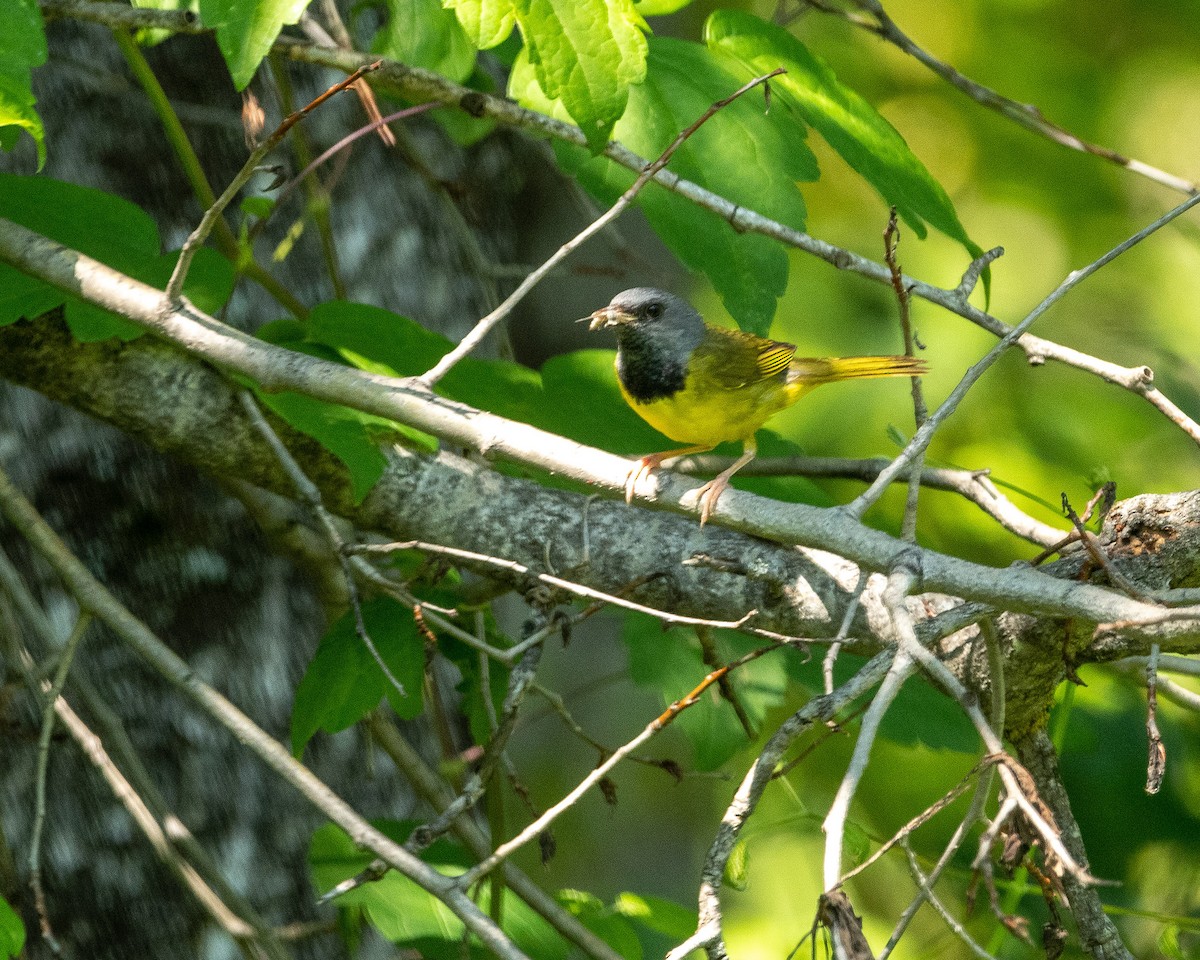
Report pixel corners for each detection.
[694,477,729,527]
[624,456,661,504]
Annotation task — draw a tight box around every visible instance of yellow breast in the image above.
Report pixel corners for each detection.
[618,365,797,447]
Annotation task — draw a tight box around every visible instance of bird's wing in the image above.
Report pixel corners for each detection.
[693,326,797,389]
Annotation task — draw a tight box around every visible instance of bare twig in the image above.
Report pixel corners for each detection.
[821,642,916,890]
[845,0,1199,196]
[848,191,1200,519]
[416,67,786,388]
[239,391,408,698]
[354,539,785,640]
[900,840,1000,960]
[0,464,533,960]
[1144,644,1165,794]
[673,453,1062,546]
[28,612,91,954]
[453,640,785,890]
[883,209,928,542]
[165,61,381,302]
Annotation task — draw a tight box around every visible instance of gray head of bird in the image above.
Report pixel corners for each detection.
[584,288,706,351]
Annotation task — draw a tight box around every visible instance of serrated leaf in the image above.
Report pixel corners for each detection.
[513,0,648,150]
[198,0,311,90]
[444,0,516,49]
[375,0,477,84]
[290,599,425,756]
[0,896,24,960]
[705,11,984,268]
[0,0,47,168]
[511,37,816,333]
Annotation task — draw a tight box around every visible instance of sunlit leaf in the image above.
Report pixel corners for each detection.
[705,10,984,267]
[513,0,649,150]
[444,0,517,49]
[375,0,477,84]
[198,0,310,90]
[511,37,815,334]
[0,896,24,960]
[0,0,47,168]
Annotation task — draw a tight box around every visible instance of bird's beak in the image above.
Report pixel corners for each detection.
[581,306,635,331]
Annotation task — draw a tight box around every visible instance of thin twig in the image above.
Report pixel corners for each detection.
[354,539,784,640]
[900,839,1001,960]
[821,642,916,890]
[1144,644,1165,794]
[845,0,1199,196]
[165,61,381,302]
[673,453,1062,546]
[29,612,91,954]
[848,190,1200,519]
[416,68,786,388]
[239,391,408,698]
[453,640,784,890]
[883,209,928,542]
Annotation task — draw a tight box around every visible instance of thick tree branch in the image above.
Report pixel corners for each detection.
[3,219,1198,646]
[2,307,1200,737]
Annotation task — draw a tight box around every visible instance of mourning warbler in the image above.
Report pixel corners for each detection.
[586,287,927,523]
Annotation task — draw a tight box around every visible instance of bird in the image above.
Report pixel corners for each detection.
[586,287,927,524]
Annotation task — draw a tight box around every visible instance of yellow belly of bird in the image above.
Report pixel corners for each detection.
[619,372,801,447]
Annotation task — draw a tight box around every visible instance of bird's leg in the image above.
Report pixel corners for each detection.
[625,445,713,504]
[695,438,757,526]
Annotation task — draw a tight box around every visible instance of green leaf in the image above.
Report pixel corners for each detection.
[705,11,983,264]
[612,892,698,940]
[131,0,202,46]
[633,0,691,13]
[444,0,517,49]
[290,598,425,756]
[723,838,749,890]
[876,673,977,753]
[557,890,644,960]
[512,0,649,151]
[0,0,47,168]
[311,822,568,960]
[255,389,394,501]
[375,0,477,84]
[198,0,311,90]
[0,896,24,960]
[512,37,816,333]
[0,175,233,339]
[622,616,790,770]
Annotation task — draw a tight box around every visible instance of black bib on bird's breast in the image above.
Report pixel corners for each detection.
[615,333,689,403]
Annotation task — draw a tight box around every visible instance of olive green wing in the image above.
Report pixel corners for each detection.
[690,326,797,389]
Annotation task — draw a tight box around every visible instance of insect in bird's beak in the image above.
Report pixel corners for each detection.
[582,306,635,331]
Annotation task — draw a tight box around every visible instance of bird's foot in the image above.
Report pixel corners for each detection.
[624,453,670,504]
[694,476,731,527]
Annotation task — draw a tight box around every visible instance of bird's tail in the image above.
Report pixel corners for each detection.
[788,354,927,386]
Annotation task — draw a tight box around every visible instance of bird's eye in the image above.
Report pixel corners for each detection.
[645,302,663,320]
